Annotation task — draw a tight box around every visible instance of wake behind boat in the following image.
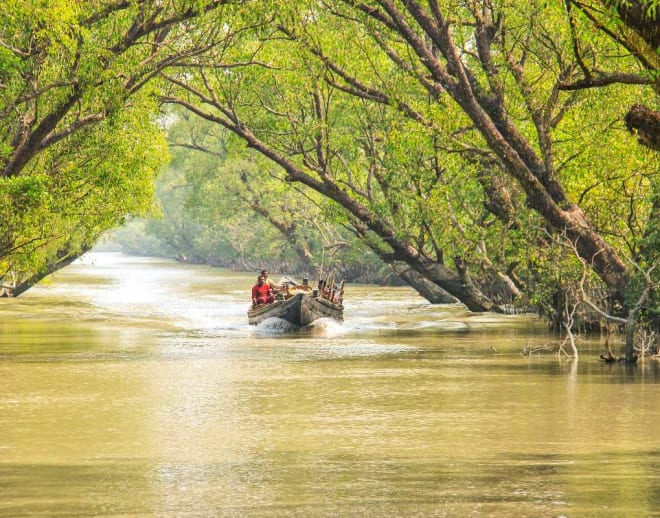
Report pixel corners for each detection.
[248,276,344,327]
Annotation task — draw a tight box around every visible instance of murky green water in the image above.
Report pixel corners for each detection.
[0,253,658,517]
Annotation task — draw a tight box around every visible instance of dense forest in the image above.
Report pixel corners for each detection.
[1,0,658,358]
[112,113,416,287]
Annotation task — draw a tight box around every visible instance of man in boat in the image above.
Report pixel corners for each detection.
[260,270,281,292]
[252,275,274,306]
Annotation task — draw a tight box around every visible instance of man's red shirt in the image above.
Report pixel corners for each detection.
[252,283,272,300]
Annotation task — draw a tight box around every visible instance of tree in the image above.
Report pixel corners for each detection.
[168,111,320,270]
[0,0,234,295]
[157,0,656,322]
[562,1,660,151]
[115,108,390,282]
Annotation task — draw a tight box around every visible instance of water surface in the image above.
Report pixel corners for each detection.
[0,253,658,516]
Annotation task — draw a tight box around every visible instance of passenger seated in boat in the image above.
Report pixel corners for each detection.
[252,275,274,306]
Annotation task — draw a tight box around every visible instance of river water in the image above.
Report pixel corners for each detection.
[0,253,658,517]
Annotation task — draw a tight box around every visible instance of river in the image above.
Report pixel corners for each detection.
[0,253,658,517]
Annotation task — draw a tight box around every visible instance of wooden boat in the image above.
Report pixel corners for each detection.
[247,292,343,327]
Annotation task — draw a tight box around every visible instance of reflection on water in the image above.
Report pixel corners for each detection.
[0,253,658,516]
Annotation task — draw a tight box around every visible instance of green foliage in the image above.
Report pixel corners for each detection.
[113,110,387,280]
[0,175,49,211]
[1,95,167,281]
[0,0,225,291]
[2,0,657,327]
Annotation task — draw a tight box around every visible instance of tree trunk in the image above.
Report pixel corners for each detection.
[249,202,314,270]
[625,104,660,152]
[624,313,636,362]
[392,261,458,304]
[10,245,91,297]
[359,1,630,305]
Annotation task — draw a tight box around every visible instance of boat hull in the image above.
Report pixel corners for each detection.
[247,293,343,327]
